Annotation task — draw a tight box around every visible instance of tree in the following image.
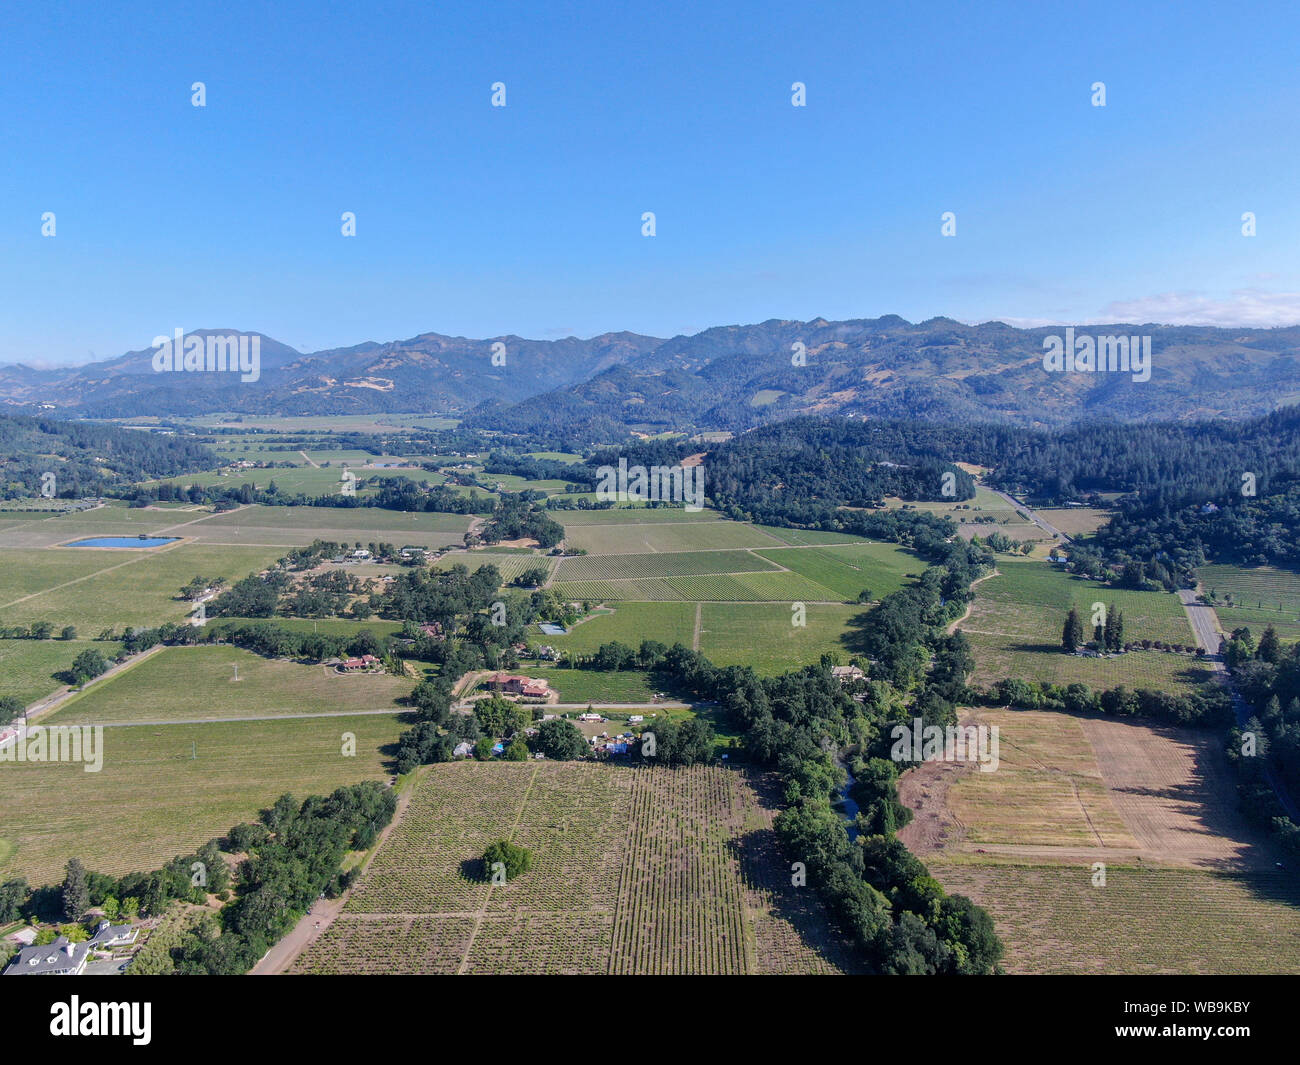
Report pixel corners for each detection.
[1103,607,1124,652]
[1257,625,1283,664]
[504,737,530,761]
[473,736,496,760]
[0,878,29,923]
[536,718,587,760]
[70,648,109,686]
[59,625,77,641]
[1062,608,1084,653]
[0,696,23,727]
[61,859,89,921]
[482,840,532,881]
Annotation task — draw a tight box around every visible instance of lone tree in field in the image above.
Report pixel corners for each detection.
[483,840,532,882]
[1062,607,1084,653]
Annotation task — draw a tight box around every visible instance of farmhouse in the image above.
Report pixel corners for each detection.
[831,665,866,683]
[419,622,445,641]
[339,654,380,672]
[485,674,552,700]
[5,936,90,976]
[88,920,138,949]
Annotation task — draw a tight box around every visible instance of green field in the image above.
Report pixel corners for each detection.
[0,544,283,631]
[562,518,787,555]
[552,570,847,603]
[188,505,474,546]
[1200,564,1300,643]
[0,638,125,707]
[46,645,413,725]
[527,667,661,703]
[756,542,920,600]
[554,549,781,582]
[539,603,698,654]
[434,552,553,583]
[697,603,865,675]
[0,713,407,885]
[960,560,1211,693]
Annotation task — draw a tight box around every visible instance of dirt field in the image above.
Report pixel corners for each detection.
[899,707,1297,973]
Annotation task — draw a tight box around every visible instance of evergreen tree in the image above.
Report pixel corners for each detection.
[1062,608,1083,653]
[61,858,89,921]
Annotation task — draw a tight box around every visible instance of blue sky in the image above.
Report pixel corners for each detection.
[3,0,1299,365]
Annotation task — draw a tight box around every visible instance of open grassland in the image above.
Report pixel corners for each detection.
[1200,564,1300,643]
[293,761,856,974]
[928,861,1300,974]
[562,517,786,554]
[900,706,1295,973]
[0,543,282,631]
[698,603,864,675]
[0,638,125,707]
[46,645,413,725]
[0,714,406,886]
[959,560,1209,694]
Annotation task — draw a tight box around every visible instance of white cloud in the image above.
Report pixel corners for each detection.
[1099,290,1300,328]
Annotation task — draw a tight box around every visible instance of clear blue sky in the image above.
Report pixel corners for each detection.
[3,0,1299,365]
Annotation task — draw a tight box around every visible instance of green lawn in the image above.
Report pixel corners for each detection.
[539,603,697,654]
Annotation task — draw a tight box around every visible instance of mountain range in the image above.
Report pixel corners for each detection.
[4,317,1299,437]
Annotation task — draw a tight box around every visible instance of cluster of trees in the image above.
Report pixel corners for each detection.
[168,783,397,974]
[479,497,564,548]
[1061,605,1125,653]
[1222,632,1300,850]
[971,678,1232,727]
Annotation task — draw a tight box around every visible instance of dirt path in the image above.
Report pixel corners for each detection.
[15,643,168,726]
[455,763,539,974]
[987,488,1072,544]
[946,568,999,634]
[298,450,319,468]
[251,768,424,975]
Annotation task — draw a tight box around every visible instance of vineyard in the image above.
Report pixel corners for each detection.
[434,553,555,583]
[1200,563,1300,643]
[553,549,781,582]
[292,760,852,975]
[552,570,846,604]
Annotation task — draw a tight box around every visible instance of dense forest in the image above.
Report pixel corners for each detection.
[0,415,218,498]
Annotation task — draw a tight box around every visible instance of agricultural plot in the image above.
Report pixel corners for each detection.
[540,602,697,655]
[0,543,282,631]
[554,549,780,582]
[434,552,553,584]
[551,508,725,526]
[552,571,844,604]
[528,667,661,703]
[958,559,1209,694]
[0,713,406,886]
[46,645,412,725]
[755,542,920,601]
[190,504,474,545]
[1200,563,1300,643]
[562,517,786,555]
[0,638,125,707]
[297,761,846,975]
[697,603,864,675]
[928,861,1300,975]
[1033,507,1113,538]
[901,705,1296,974]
